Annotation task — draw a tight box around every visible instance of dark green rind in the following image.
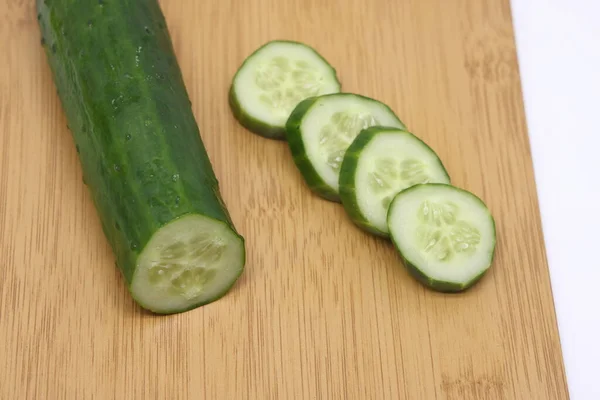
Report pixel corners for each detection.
[229,40,341,140]
[286,94,406,202]
[394,249,492,293]
[339,126,451,238]
[285,96,342,202]
[387,184,496,293]
[338,127,391,236]
[37,0,245,312]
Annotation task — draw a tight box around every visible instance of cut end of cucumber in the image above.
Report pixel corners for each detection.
[387,184,496,292]
[230,40,341,138]
[131,214,245,314]
[342,127,450,236]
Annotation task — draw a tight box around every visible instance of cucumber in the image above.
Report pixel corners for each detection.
[387,183,496,292]
[285,93,406,201]
[37,0,245,314]
[339,127,451,237]
[229,40,341,139]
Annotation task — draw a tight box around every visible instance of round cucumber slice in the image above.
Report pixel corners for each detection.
[131,214,245,314]
[229,40,341,139]
[387,183,496,292]
[285,93,406,201]
[339,127,451,237]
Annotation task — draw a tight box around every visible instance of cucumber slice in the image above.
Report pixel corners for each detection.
[286,93,406,201]
[387,184,496,292]
[229,40,341,139]
[132,214,245,314]
[339,127,451,236]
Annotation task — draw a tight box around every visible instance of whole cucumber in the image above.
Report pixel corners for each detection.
[37,0,245,314]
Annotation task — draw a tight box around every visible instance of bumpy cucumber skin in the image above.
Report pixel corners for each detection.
[387,184,496,293]
[37,0,245,312]
[285,96,342,201]
[339,126,451,238]
[229,40,341,140]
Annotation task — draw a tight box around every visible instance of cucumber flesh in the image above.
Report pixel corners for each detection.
[286,93,406,201]
[387,183,496,292]
[339,127,450,236]
[229,40,341,139]
[132,214,244,314]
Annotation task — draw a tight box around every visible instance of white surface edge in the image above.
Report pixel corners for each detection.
[510,0,600,398]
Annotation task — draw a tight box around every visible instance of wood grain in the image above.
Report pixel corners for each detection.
[0,0,569,399]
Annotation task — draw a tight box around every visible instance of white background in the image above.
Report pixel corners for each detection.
[510,0,600,398]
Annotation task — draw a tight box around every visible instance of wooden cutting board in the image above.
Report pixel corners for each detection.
[0,0,569,398]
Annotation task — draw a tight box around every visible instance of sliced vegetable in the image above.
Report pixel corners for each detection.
[37,0,245,314]
[339,126,450,236]
[131,215,245,313]
[286,93,406,201]
[229,40,341,139]
[387,183,496,292]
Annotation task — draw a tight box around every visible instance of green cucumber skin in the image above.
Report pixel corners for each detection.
[285,96,342,202]
[394,242,492,293]
[229,40,341,140]
[37,0,244,304]
[338,127,391,237]
[339,126,451,238]
[387,184,496,293]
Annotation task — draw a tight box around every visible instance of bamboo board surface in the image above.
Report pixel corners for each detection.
[0,0,569,398]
